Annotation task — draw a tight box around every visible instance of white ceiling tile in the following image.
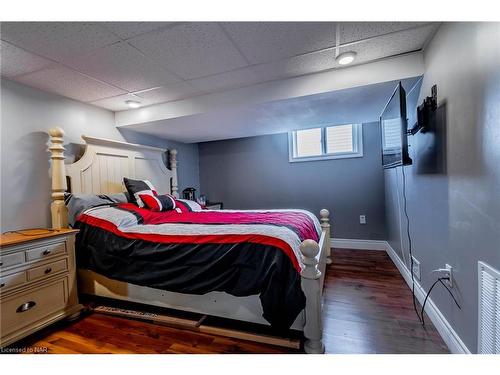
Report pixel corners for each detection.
[139,50,334,98]
[189,67,261,92]
[251,50,336,82]
[13,65,126,102]
[220,22,337,64]
[0,40,54,77]
[284,51,336,76]
[102,22,177,40]
[338,24,439,67]
[0,22,120,62]
[63,41,180,92]
[134,81,199,104]
[339,22,431,44]
[128,23,248,79]
[90,93,145,111]
[245,63,287,83]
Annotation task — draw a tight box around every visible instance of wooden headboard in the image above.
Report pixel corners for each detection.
[48,127,178,229]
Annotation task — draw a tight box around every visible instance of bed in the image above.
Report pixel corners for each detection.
[47,127,331,353]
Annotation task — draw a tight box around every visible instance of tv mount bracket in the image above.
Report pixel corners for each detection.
[407,84,438,136]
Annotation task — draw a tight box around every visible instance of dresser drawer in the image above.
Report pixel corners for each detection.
[25,242,66,262]
[27,259,68,282]
[0,277,68,338]
[0,271,27,292]
[0,252,25,270]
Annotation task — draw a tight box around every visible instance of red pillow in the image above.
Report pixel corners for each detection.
[123,178,157,208]
[138,191,176,212]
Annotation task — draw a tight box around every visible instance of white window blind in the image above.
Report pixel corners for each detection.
[295,128,322,157]
[326,124,354,154]
[289,123,363,162]
[382,118,402,150]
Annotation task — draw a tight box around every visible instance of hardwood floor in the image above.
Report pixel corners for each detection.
[13,248,449,354]
[323,249,448,353]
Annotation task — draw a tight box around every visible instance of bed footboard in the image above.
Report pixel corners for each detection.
[299,209,330,354]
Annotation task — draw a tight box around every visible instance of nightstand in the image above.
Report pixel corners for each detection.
[0,229,83,347]
[205,202,223,210]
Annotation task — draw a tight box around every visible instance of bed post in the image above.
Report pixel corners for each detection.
[48,127,68,229]
[320,209,332,264]
[170,149,179,198]
[300,239,325,354]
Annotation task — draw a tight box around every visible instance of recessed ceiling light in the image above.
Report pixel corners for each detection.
[336,51,357,65]
[125,100,141,109]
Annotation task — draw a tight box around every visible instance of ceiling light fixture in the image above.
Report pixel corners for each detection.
[125,100,141,109]
[336,51,357,65]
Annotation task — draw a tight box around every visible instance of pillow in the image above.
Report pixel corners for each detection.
[123,178,157,208]
[174,198,203,213]
[64,192,129,227]
[139,191,176,212]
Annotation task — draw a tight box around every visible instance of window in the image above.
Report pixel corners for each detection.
[289,123,363,162]
[295,128,323,157]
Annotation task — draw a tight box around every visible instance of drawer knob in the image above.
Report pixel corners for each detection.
[0,282,5,288]
[44,267,52,274]
[16,301,36,313]
[0,261,3,266]
[42,249,52,256]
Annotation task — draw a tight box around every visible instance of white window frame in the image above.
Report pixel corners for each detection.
[288,123,363,163]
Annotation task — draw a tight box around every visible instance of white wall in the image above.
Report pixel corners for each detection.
[0,79,199,232]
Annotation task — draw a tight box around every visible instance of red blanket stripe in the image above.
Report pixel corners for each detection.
[118,203,319,242]
[78,214,301,272]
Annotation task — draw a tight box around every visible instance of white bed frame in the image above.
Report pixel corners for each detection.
[48,127,331,353]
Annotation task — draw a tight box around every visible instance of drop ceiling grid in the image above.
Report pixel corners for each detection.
[127,22,249,79]
[0,22,121,63]
[0,40,54,77]
[219,22,339,64]
[1,22,438,111]
[13,64,126,102]
[0,22,191,103]
[102,22,178,40]
[62,41,182,92]
[338,24,440,66]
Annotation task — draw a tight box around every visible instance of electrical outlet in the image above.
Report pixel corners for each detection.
[432,264,454,288]
[445,264,453,288]
[411,256,421,281]
[359,215,366,224]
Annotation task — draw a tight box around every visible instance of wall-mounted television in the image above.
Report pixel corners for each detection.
[380,82,412,169]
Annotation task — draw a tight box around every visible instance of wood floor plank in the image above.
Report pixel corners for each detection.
[12,248,449,354]
[51,331,136,354]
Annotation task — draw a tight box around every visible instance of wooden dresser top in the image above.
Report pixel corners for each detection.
[0,228,79,247]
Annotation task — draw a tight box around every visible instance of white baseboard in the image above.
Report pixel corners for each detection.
[384,241,471,354]
[331,238,387,251]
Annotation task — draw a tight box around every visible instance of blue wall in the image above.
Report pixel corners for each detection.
[383,23,500,352]
[199,122,386,240]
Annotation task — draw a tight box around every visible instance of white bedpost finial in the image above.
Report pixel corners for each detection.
[300,239,325,354]
[48,127,68,229]
[170,149,179,198]
[320,209,332,265]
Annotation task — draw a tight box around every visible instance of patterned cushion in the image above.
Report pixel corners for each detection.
[123,178,157,208]
[138,191,176,212]
[174,199,203,213]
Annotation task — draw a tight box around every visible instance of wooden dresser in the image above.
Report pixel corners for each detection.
[0,229,82,347]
